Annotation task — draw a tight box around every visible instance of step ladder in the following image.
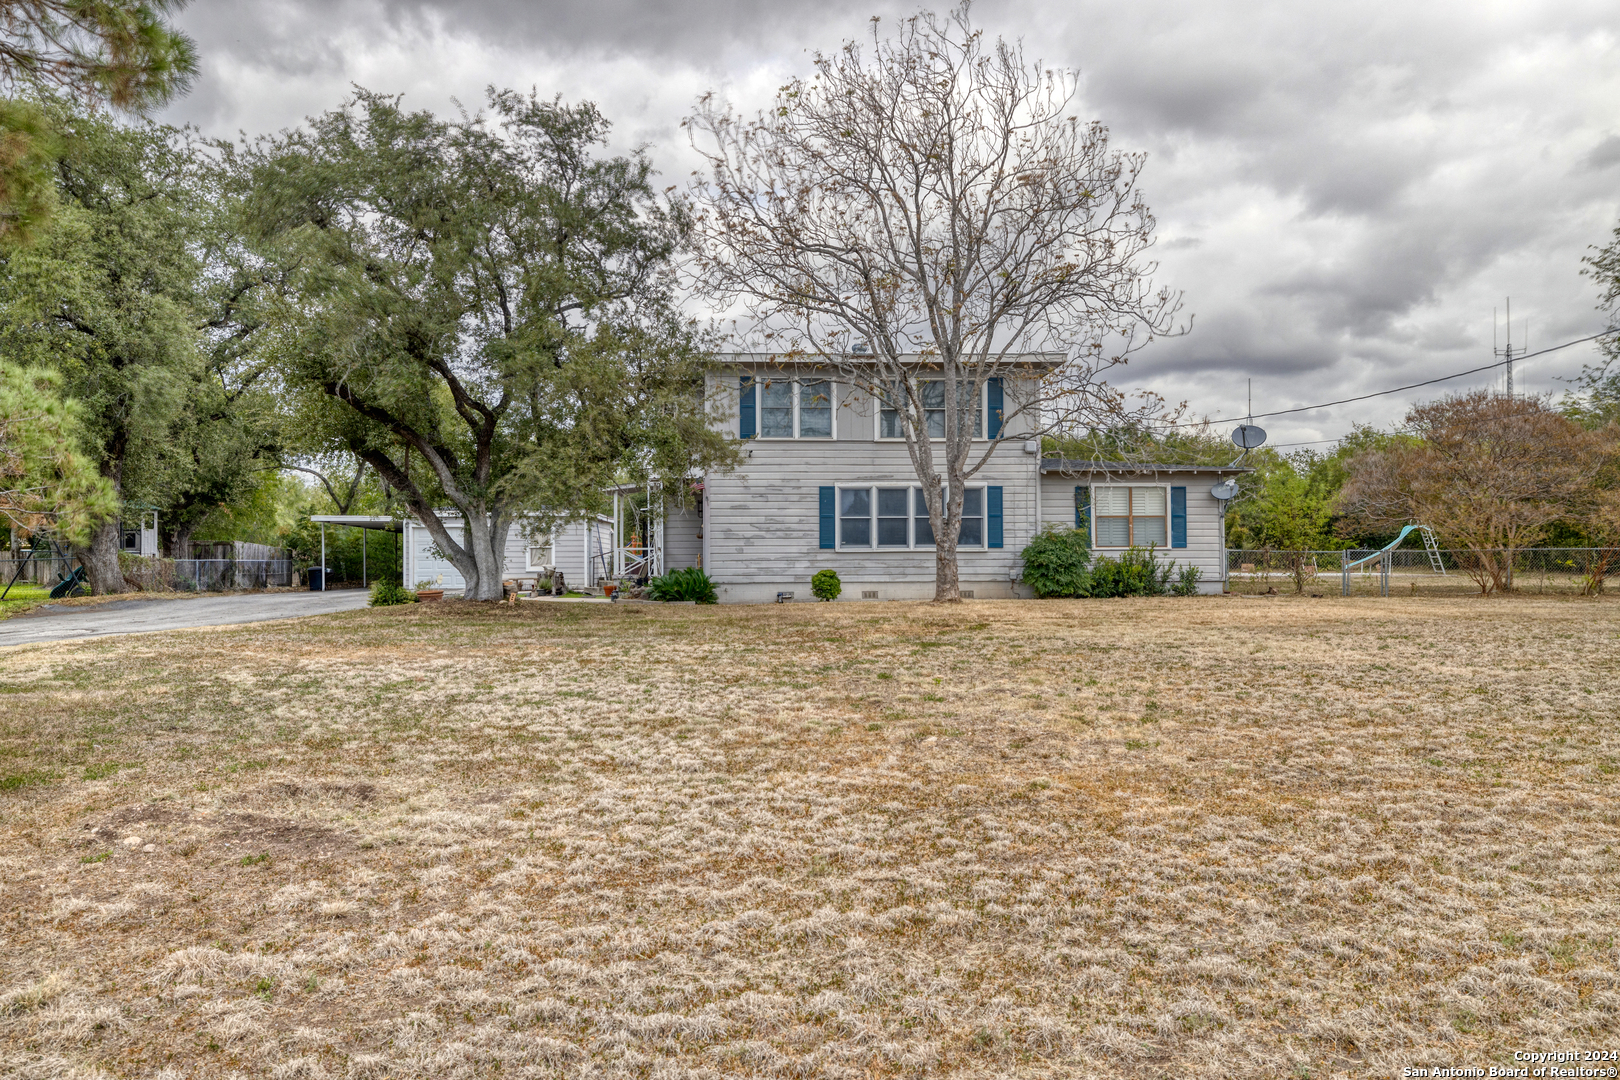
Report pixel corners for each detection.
[1419,525,1446,575]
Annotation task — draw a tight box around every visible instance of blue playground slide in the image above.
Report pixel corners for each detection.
[1341,524,1445,595]
[1342,524,1424,572]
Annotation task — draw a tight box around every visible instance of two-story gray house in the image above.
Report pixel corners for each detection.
[654,355,1242,601]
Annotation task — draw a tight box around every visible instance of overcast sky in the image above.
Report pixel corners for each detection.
[160,0,1620,449]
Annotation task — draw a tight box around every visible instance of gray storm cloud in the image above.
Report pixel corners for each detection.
[162,0,1620,445]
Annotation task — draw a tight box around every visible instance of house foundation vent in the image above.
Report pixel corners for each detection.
[861,590,879,599]
[961,590,975,599]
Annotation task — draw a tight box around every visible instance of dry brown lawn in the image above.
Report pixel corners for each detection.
[1,596,1617,1079]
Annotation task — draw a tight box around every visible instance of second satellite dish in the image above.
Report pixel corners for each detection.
[1210,479,1238,501]
[1231,424,1267,450]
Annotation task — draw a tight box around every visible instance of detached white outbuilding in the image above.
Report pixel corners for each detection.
[402,514,613,594]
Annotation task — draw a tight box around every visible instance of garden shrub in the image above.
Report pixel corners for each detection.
[1171,563,1203,597]
[1086,546,1173,598]
[1018,526,1092,598]
[646,566,718,604]
[811,569,842,601]
[369,579,416,606]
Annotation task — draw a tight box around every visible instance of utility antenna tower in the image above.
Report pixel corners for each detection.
[1494,298,1527,398]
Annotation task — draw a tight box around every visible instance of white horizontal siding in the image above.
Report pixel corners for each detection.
[665,502,701,571]
[706,442,1043,585]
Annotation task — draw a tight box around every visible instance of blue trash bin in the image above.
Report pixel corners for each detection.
[308,567,325,591]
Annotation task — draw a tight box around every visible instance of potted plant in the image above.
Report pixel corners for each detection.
[602,582,618,600]
[415,578,445,602]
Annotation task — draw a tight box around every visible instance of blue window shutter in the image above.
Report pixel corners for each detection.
[987,378,1004,438]
[1171,486,1187,548]
[819,486,835,549]
[739,376,755,439]
[987,486,1003,548]
[1075,486,1090,532]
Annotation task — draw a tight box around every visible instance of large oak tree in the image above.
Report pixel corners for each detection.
[240,90,733,600]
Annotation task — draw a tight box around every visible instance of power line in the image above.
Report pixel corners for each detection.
[1177,327,1617,428]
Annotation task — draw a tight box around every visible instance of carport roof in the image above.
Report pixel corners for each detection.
[309,515,402,532]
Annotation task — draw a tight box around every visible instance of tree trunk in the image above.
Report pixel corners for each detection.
[170,523,193,561]
[934,536,961,602]
[932,483,963,603]
[78,520,129,595]
[458,511,510,601]
[413,502,511,601]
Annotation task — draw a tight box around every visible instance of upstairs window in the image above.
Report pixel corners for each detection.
[799,380,832,437]
[1092,486,1167,547]
[879,380,983,440]
[760,378,793,437]
[752,376,836,439]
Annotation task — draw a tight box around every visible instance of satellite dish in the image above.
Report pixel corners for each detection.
[1210,479,1238,501]
[1231,424,1267,450]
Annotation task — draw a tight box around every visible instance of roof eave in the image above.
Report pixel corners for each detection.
[1038,460,1254,475]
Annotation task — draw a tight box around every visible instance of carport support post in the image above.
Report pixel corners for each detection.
[361,526,366,587]
[320,523,326,592]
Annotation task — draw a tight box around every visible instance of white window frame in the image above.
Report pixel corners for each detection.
[524,532,558,571]
[876,379,985,442]
[1089,485,1169,549]
[753,376,837,440]
[834,483,986,551]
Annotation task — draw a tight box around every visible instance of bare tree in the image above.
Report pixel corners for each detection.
[686,5,1180,601]
[1338,391,1607,594]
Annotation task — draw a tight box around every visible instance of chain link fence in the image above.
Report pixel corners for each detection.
[121,558,296,592]
[3,555,297,595]
[1225,547,1620,595]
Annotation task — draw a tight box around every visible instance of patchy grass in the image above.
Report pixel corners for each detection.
[0,595,1616,1077]
[0,583,53,619]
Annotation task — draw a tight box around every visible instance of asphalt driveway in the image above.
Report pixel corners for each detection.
[0,590,373,647]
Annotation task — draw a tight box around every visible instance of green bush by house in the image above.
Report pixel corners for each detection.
[369,580,416,606]
[1018,526,1092,598]
[646,567,718,604]
[1086,546,1175,598]
[811,569,842,601]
